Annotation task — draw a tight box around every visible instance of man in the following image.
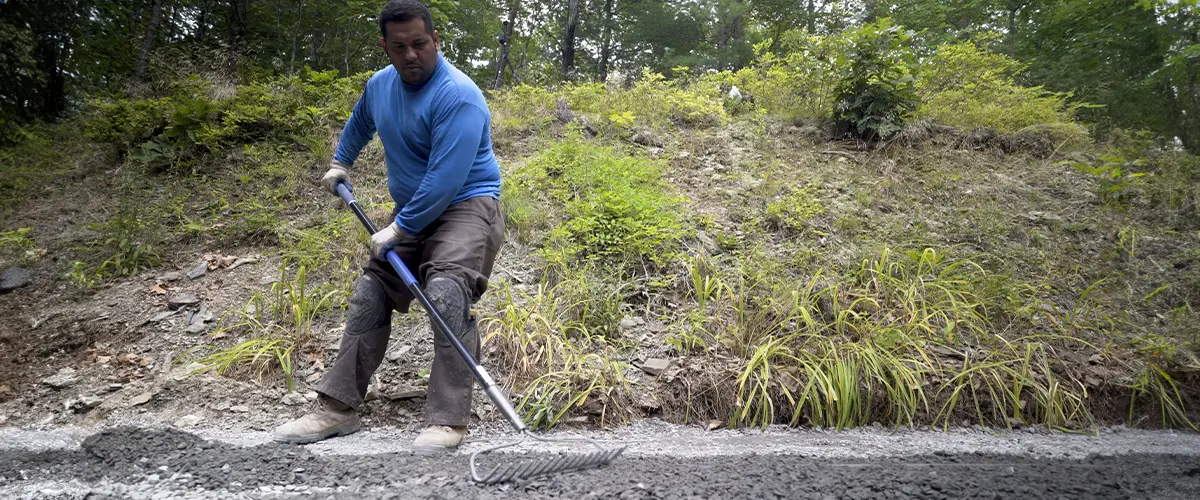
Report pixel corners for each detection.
[273,0,504,452]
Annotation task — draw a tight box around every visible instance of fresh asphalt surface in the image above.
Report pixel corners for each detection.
[1,422,1198,499]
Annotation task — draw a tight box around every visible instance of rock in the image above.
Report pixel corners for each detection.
[41,368,79,389]
[172,362,208,381]
[639,358,672,376]
[619,316,641,331]
[161,271,184,282]
[385,386,426,400]
[149,310,176,323]
[168,294,200,310]
[387,344,413,362]
[229,405,250,413]
[68,395,105,413]
[305,372,323,383]
[185,322,207,334]
[0,268,32,293]
[281,392,307,406]
[187,260,208,280]
[228,257,258,270]
[129,392,155,406]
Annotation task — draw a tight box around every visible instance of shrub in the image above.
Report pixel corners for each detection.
[916,41,1086,133]
[515,136,688,270]
[831,20,920,140]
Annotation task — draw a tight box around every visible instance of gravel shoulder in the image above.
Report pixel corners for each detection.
[2,422,1199,499]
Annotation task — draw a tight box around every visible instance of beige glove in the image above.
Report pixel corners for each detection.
[370,221,405,260]
[319,159,351,194]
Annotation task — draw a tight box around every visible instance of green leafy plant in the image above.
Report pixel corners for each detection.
[832,20,920,140]
[765,184,825,233]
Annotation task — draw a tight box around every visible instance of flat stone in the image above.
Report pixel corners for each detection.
[172,362,208,381]
[41,368,79,389]
[0,268,32,293]
[129,392,155,406]
[386,344,413,362]
[69,395,105,413]
[385,386,426,400]
[619,316,641,331]
[149,310,176,323]
[640,358,672,376]
[168,294,200,310]
[229,405,250,413]
[186,322,207,334]
[280,392,307,406]
[161,271,184,282]
[187,260,208,280]
[305,372,323,383]
[304,391,318,401]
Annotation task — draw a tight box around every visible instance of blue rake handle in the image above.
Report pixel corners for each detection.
[333,181,528,433]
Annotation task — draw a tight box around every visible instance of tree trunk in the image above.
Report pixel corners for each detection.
[598,0,615,82]
[806,0,815,33]
[35,36,66,119]
[227,0,247,77]
[493,2,517,90]
[290,0,305,74]
[562,0,580,81]
[134,0,165,82]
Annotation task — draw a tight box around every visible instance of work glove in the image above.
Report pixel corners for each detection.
[370,221,405,260]
[319,159,351,195]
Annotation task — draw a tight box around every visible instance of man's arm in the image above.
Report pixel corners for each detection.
[394,101,487,234]
[333,88,377,167]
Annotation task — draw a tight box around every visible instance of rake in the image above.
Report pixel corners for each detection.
[333,182,625,484]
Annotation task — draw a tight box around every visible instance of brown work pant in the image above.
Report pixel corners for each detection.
[315,195,504,426]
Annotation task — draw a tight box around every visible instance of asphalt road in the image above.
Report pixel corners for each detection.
[1,424,1198,499]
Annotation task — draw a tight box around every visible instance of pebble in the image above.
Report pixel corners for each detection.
[386,344,413,362]
[640,358,672,376]
[161,271,183,282]
[174,415,203,427]
[229,405,250,413]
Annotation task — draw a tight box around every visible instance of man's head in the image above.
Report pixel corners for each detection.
[378,0,439,85]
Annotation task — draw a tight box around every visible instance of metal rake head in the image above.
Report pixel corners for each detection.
[469,431,625,485]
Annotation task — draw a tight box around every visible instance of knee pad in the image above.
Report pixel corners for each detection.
[346,274,391,334]
[426,275,469,342]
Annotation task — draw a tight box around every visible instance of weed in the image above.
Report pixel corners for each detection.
[0,227,42,266]
[764,184,825,234]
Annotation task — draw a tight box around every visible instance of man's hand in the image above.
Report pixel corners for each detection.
[371,221,405,260]
[320,159,351,194]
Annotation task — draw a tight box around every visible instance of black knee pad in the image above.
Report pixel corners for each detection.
[346,274,391,334]
[426,275,469,342]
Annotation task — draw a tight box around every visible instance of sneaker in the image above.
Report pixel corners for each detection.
[272,395,361,444]
[412,425,467,452]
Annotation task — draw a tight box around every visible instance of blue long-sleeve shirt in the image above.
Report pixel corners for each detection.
[333,54,502,234]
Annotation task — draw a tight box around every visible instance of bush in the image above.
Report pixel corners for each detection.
[916,41,1086,133]
[832,20,920,140]
[704,33,842,121]
[514,136,688,270]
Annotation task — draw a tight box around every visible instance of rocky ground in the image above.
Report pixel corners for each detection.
[1,421,1199,499]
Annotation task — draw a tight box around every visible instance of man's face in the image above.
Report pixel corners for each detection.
[380,18,440,85]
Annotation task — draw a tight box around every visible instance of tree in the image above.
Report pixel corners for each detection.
[562,0,581,81]
[134,0,166,82]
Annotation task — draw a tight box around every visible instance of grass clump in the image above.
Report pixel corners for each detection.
[483,271,634,430]
[765,184,825,234]
[179,262,338,389]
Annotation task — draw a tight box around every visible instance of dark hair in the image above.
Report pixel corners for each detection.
[379,0,435,38]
